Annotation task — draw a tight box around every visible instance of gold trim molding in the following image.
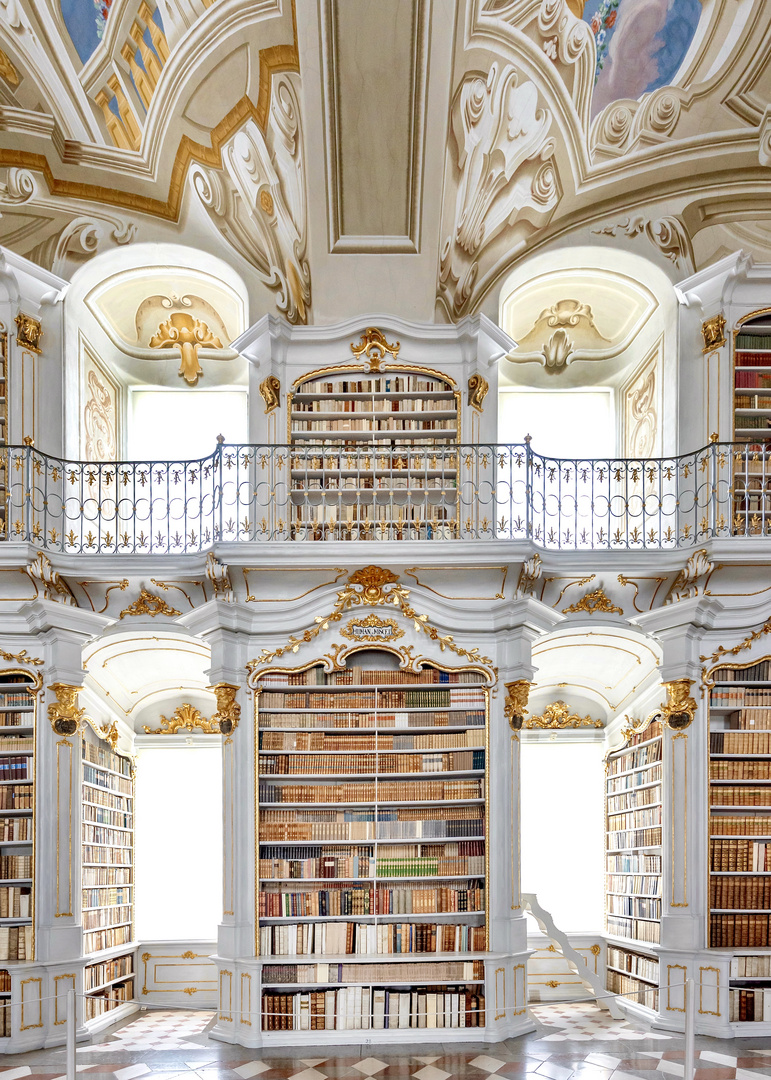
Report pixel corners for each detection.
[562,587,623,616]
[119,588,181,619]
[525,699,602,729]
[660,679,697,730]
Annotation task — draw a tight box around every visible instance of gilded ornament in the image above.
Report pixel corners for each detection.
[205,552,233,602]
[209,683,241,735]
[516,554,542,598]
[181,950,196,959]
[700,617,771,665]
[259,375,281,414]
[664,548,714,605]
[143,702,220,735]
[260,190,274,215]
[590,944,601,956]
[467,374,489,411]
[119,588,181,619]
[504,679,531,731]
[660,679,697,730]
[15,313,42,353]
[562,587,623,616]
[346,566,404,606]
[350,328,400,371]
[701,313,726,353]
[620,710,661,744]
[0,50,20,88]
[25,552,76,605]
[148,313,223,385]
[48,683,85,737]
[525,700,602,729]
[340,615,404,643]
[84,715,119,751]
[0,649,42,667]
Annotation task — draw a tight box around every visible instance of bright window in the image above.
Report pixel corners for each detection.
[134,743,223,939]
[520,740,605,932]
[498,389,614,459]
[130,390,248,460]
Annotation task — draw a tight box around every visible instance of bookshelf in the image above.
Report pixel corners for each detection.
[256,650,490,1037]
[288,366,461,540]
[0,332,7,535]
[81,726,135,1025]
[604,720,663,1012]
[732,315,771,535]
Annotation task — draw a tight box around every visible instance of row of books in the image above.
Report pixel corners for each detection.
[606,743,662,777]
[0,924,32,959]
[729,987,771,1022]
[711,731,771,752]
[261,984,484,1031]
[83,866,132,886]
[0,886,29,916]
[710,838,770,870]
[734,416,771,430]
[294,478,455,492]
[260,921,485,957]
[606,896,660,919]
[84,788,134,812]
[83,905,132,931]
[259,779,483,804]
[293,400,453,415]
[710,913,771,947]
[606,875,661,897]
[261,670,480,687]
[732,955,771,976]
[83,767,132,795]
[606,853,662,873]
[0,855,31,879]
[605,766,662,794]
[0,785,31,809]
[625,722,663,747]
[735,394,771,409]
[0,816,30,841]
[607,947,659,983]
[84,979,134,1018]
[709,876,771,909]
[82,845,132,865]
[605,916,660,944]
[0,971,10,992]
[83,825,131,846]
[607,808,662,830]
[711,690,771,707]
[82,887,132,907]
[263,690,484,709]
[83,805,133,828]
[736,334,771,349]
[711,761,771,780]
[296,376,452,394]
[0,737,32,752]
[260,884,485,917]
[0,1005,9,1036]
[84,953,134,990]
[260,821,483,844]
[713,662,771,681]
[606,969,658,1010]
[711,787,771,806]
[260,731,485,751]
[0,756,31,780]
[259,751,484,775]
[82,742,132,776]
[262,807,481,824]
[735,371,771,387]
[606,788,660,813]
[260,711,485,731]
[607,827,662,850]
[263,960,485,985]
[0,693,33,707]
[0,712,32,727]
[293,419,457,433]
[84,924,132,953]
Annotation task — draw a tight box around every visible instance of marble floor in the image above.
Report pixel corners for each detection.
[1,1003,770,1080]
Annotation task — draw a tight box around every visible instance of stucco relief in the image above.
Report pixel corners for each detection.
[82,356,118,462]
[438,63,560,319]
[625,362,657,459]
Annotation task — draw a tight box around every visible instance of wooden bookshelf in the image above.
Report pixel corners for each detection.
[0,332,7,536]
[288,367,461,541]
[708,659,771,961]
[81,728,135,1022]
[256,651,489,1034]
[604,720,663,995]
[732,317,771,534]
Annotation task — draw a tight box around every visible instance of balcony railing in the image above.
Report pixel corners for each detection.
[1,440,768,554]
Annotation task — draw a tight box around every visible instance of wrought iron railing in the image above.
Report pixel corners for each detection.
[1,440,769,554]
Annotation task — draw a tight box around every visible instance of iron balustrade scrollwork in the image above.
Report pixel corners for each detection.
[0,440,768,553]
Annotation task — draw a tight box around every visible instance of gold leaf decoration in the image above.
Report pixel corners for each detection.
[525,700,602,729]
[562,587,623,616]
[143,703,220,735]
[119,588,181,619]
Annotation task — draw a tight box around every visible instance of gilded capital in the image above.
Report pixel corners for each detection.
[210,682,241,735]
[259,375,281,414]
[701,313,726,353]
[504,679,531,731]
[660,678,697,730]
[48,683,85,736]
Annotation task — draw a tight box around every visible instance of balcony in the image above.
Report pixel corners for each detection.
[1,440,769,555]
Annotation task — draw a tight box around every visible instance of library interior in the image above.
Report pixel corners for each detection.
[3,1,771,1077]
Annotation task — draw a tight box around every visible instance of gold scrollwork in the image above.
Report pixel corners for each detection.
[48,683,85,736]
[504,679,531,731]
[340,614,405,643]
[467,374,489,411]
[259,374,281,413]
[620,709,661,744]
[143,702,220,735]
[525,699,603,729]
[701,313,726,353]
[119,587,181,619]
[516,554,542,598]
[209,683,241,735]
[660,679,697,730]
[83,715,119,751]
[350,328,400,370]
[15,313,42,354]
[700,616,771,665]
[562,587,623,616]
[0,649,42,667]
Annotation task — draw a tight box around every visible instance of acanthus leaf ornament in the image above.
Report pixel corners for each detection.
[148,314,223,385]
[119,588,181,619]
[467,374,489,411]
[205,552,234,603]
[516,553,542,598]
[701,314,726,353]
[660,679,697,731]
[350,329,400,371]
[143,703,220,735]
[48,683,85,737]
[591,214,693,269]
[259,375,281,413]
[665,548,714,605]
[26,552,76,605]
[562,587,622,616]
[83,715,119,752]
[700,617,771,665]
[504,679,532,731]
[15,312,42,353]
[209,683,241,736]
[525,700,602,729]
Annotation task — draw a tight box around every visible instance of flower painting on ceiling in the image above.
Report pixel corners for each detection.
[584,0,702,117]
[60,0,114,64]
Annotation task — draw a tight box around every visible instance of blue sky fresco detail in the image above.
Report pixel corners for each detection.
[583,0,702,116]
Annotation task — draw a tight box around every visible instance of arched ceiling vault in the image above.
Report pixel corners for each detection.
[0,0,770,321]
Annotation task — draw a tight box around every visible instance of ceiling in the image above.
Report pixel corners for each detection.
[1,0,771,323]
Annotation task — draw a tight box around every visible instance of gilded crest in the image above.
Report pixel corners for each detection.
[143,703,220,735]
[701,313,726,353]
[259,375,281,414]
[525,700,602,729]
[350,328,400,371]
[119,588,181,619]
[562,587,623,616]
[340,614,405,643]
[48,683,85,736]
[660,679,697,730]
[15,313,42,354]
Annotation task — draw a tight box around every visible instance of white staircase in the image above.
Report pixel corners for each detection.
[522,892,623,1019]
